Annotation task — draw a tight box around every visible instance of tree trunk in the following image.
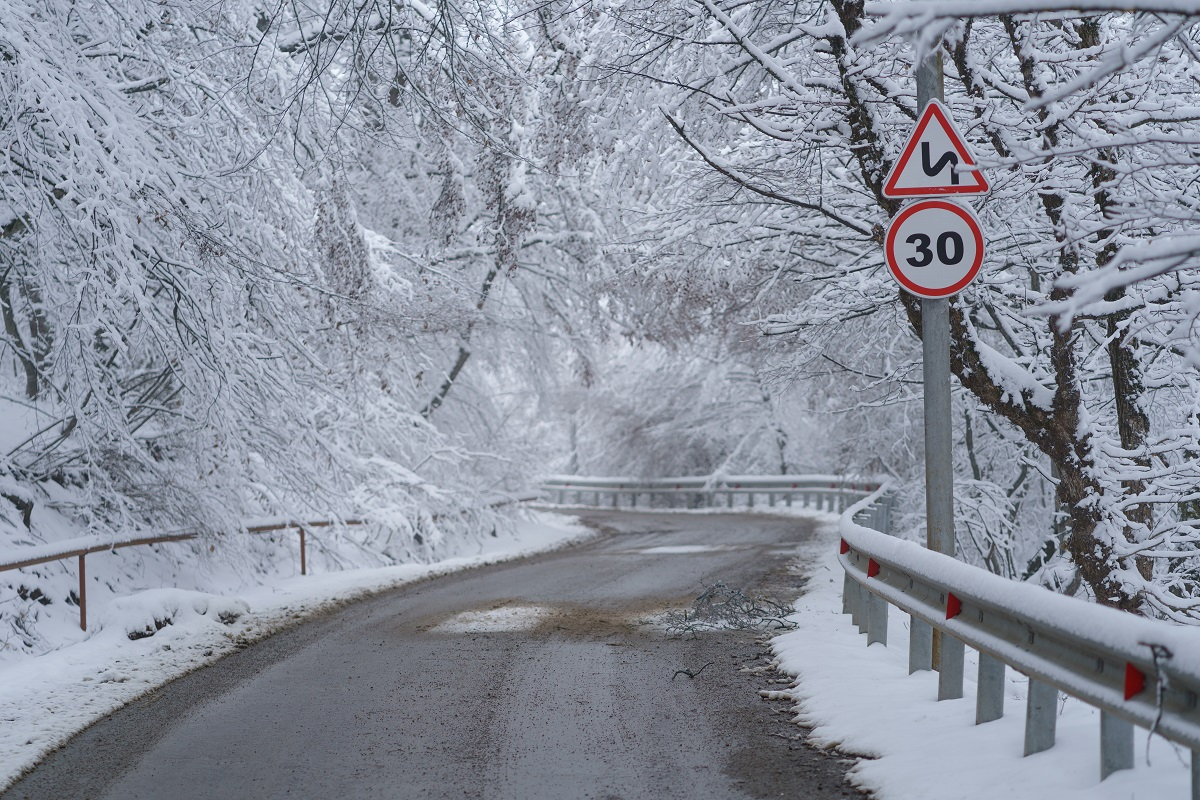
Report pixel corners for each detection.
[0,269,48,400]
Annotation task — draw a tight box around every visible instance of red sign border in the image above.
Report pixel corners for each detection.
[883,100,989,198]
[885,199,984,299]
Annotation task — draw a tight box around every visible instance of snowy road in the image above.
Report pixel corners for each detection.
[3,511,861,800]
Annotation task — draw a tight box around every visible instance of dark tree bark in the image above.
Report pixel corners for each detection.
[0,268,50,400]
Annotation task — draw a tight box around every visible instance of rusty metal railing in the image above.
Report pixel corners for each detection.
[1,519,364,631]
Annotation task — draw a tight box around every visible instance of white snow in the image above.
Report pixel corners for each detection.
[429,604,555,633]
[0,511,590,792]
[774,520,1191,800]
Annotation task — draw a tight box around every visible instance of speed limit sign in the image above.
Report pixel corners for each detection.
[884,199,984,298]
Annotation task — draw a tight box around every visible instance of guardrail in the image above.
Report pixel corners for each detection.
[841,486,1200,793]
[539,474,882,512]
[2,492,540,634]
[1,519,364,631]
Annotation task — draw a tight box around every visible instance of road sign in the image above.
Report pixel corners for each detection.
[883,100,989,198]
[884,199,984,298]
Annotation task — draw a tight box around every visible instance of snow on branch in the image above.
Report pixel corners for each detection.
[1044,234,1200,319]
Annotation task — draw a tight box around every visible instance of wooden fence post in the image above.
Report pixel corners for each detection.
[78,554,87,631]
[299,528,307,576]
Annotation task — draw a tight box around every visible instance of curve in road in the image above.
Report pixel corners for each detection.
[4,511,865,800]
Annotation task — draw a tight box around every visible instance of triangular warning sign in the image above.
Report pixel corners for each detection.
[883,100,989,198]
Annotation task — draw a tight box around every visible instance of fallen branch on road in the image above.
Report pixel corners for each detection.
[672,662,715,680]
[665,582,798,638]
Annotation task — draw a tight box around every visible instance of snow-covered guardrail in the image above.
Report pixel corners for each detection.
[841,486,1200,792]
[539,474,881,513]
[0,519,364,632]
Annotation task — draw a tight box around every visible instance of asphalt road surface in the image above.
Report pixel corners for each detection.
[5,511,865,800]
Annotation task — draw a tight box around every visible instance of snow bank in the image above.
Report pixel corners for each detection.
[773,521,1191,799]
[94,588,250,642]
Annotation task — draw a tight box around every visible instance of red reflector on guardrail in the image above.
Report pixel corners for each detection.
[1125,663,1146,700]
[840,539,849,554]
[867,559,880,578]
[946,593,962,620]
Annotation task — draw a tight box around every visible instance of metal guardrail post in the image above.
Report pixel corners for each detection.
[938,636,965,700]
[909,617,932,673]
[1024,678,1058,756]
[847,579,858,626]
[850,582,863,630]
[1192,751,1199,800]
[1100,711,1133,779]
[976,653,1005,724]
[842,573,853,615]
[855,584,869,634]
[868,591,888,646]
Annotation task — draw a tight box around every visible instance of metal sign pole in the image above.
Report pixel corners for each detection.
[923,296,954,555]
[916,54,954,561]
[915,53,962,697]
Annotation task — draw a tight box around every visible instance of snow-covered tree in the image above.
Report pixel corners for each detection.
[591,0,1200,617]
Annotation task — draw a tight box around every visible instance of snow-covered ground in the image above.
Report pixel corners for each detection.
[775,520,1191,800]
[0,510,591,792]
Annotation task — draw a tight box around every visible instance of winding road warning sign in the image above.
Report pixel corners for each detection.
[885,199,984,298]
[883,100,989,198]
